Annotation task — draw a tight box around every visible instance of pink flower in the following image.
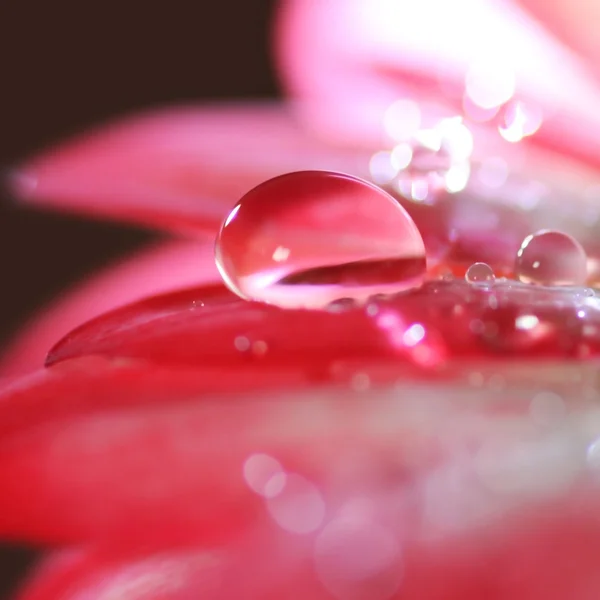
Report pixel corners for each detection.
[4,2,600,598]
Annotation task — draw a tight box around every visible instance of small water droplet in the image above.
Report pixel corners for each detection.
[215,171,427,309]
[465,262,495,285]
[515,230,588,286]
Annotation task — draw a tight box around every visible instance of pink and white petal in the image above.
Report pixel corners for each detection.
[0,239,219,377]
[275,0,600,167]
[9,103,368,234]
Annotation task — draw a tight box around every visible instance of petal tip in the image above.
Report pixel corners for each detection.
[5,167,38,202]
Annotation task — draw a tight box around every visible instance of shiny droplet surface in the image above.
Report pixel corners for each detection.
[515,230,588,286]
[215,171,427,309]
[465,262,495,285]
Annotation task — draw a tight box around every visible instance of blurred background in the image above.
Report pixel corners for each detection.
[0,1,276,595]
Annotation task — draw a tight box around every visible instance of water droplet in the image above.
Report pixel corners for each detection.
[515,230,588,286]
[465,262,495,285]
[215,171,427,309]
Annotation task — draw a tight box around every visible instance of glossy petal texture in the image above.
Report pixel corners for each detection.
[9,104,366,233]
[0,240,220,377]
[45,278,600,377]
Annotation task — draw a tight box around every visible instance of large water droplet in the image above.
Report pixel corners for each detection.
[215,171,427,309]
[515,230,588,286]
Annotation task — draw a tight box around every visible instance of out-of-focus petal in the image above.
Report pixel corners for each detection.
[275,0,600,167]
[7,369,600,599]
[520,0,600,79]
[14,539,322,600]
[0,239,219,377]
[9,103,367,233]
[0,361,338,545]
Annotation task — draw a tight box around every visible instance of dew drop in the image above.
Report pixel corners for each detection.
[215,171,427,309]
[465,262,495,285]
[515,230,588,286]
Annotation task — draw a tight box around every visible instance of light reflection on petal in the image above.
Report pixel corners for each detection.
[499,101,543,143]
[267,473,326,534]
[465,56,516,110]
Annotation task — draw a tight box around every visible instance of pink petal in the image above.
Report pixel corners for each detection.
[14,541,323,600]
[8,377,600,599]
[9,104,366,233]
[275,0,600,167]
[0,361,332,545]
[45,279,600,374]
[0,240,219,377]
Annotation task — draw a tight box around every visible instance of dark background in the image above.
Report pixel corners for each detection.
[0,1,278,596]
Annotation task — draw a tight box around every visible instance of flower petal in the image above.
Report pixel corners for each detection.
[275,0,600,168]
[14,540,323,600]
[45,278,600,375]
[7,374,600,599]
[9,104,366,233]
[0,361,337,545]
[0,240,219,377]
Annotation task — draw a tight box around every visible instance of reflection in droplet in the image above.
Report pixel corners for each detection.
[498,101,543,143]
[314,518,402,600]
[515,230,588,286]
[215,171,427,309]
[267,473,326,534]
[465,262,495,285]
[243,453,286,498]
